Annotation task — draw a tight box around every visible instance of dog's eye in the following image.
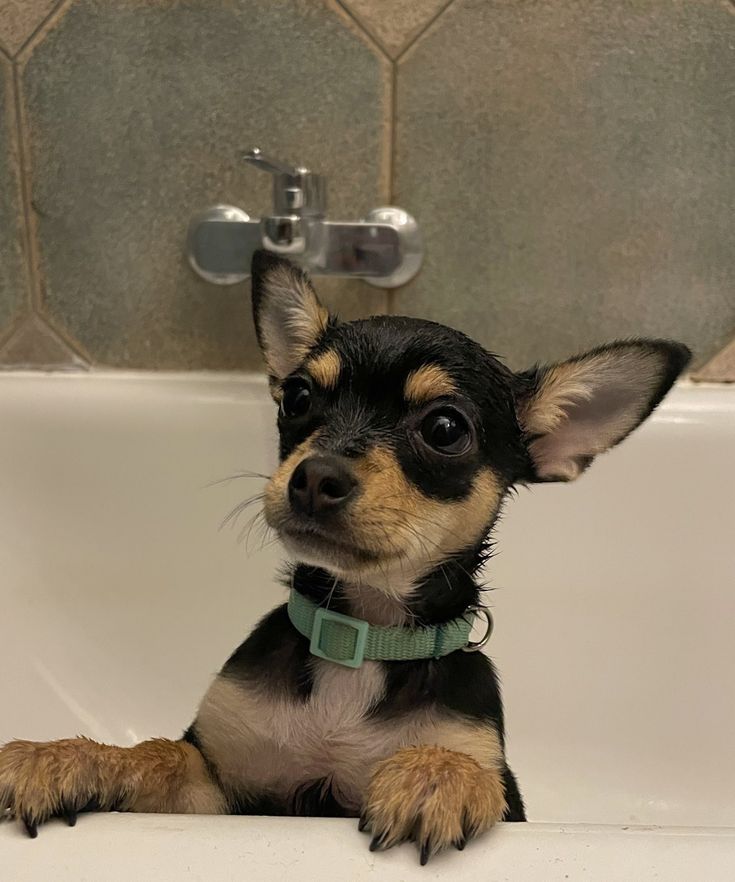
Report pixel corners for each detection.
[420,408,472,455]
[280,379,312,419]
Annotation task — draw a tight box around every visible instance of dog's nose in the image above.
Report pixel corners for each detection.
[288,455,357,517]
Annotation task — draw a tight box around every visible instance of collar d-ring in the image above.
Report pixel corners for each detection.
[462,604,494,652]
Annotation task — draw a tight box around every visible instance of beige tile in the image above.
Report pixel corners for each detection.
[691,337,735,383]
[342,0,451,57]
[394,0,735,370]
[20,0,390,370]
[0,312,87,369]
[0,0,58,55]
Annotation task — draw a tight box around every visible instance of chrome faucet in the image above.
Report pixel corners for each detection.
[187,149,422,288]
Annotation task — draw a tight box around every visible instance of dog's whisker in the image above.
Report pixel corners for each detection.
[239,509,274,555]
[206,470,271,489]
[220,493,266,532]
[326,575,339,611]
[439,564,454,596]
[239,509,263,549]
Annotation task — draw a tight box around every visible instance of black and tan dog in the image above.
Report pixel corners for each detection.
[0,252,689,863]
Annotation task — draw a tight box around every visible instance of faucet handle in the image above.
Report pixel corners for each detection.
[242,147,306,177]
[242,147,326,219]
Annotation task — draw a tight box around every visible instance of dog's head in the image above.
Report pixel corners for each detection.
[252,252,690,593]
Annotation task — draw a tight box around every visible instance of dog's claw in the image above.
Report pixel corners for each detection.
[358,816,368,833]
[369,833,385,852]
[419,841,431,866]
[23,817,38,839]
[65,810,77,828]
[455,835,466,851]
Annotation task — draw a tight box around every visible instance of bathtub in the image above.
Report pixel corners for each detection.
[1,373,734,880]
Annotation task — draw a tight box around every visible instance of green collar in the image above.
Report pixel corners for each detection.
[287,587,492,668]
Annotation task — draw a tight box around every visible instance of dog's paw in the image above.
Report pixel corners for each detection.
[360,745,507,864]
[0,738,106,837]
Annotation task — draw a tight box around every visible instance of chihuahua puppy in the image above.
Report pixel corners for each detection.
[0,251,689,863]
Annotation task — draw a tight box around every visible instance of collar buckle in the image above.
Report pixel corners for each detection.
[309,607,370,668]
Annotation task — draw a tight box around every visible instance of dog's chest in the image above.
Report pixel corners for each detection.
[264,662,393,798]
[201,660,420,811]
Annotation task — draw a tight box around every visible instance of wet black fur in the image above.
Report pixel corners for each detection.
[184,251,690,826]
[187,593,526,821]
[278,314,534,490]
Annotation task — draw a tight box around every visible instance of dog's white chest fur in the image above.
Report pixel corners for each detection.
[199,661,414,811]
[281,661,389,796]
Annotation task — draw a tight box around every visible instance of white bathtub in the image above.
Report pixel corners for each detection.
[1,373,734,880]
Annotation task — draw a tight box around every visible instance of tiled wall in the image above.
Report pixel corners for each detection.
[0,0,733,374]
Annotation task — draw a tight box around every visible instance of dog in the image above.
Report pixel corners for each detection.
[0,251,690,863]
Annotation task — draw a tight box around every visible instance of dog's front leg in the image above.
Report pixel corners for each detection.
[361,736,507,864]
[0,736,225,836]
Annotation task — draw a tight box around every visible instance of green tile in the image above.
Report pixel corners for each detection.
[395,0,735,369]
[21,0,390,369]
[0,55,27,338]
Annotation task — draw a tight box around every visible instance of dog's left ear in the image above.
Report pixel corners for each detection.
[516,340,691,482]
[251,250,330,379]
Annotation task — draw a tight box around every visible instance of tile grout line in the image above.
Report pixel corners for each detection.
[385,59,398,317]
[3,1,84,364]
[376,44,393,208]
[332,1,394,318]
[10,59,89,365]
[396,0,457,63]
[388,60,397,205]
[0,51,22,347]
[388,0,458,315]
[12,61,43,314]
[333,0,392,61]
[39,310,94,364]
[0,312,24,351]
[15,0,71,59]
[0,57,34,352]
[693,326,735,373]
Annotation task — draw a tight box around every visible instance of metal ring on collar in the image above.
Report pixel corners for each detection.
[461,604,494,652]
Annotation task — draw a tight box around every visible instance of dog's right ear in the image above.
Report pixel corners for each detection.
[251,250,330,380]
[515,339,690,482]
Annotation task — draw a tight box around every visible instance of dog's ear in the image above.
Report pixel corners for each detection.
[251,250,330,379]
[516,340,691,482]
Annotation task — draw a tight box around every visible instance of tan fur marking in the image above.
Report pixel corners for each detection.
[518,361,598,437]
[364,745,507,857]
[404,364,456,404]
[306,350,342,390]
[265,440,503,589]
[517,348,669,481]
[518,349,668,439]
[259,264,329,379]
[347,448,501,580]
[426,718,504,771]
[0,737,225,826]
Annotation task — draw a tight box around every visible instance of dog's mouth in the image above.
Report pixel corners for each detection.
[278,520,393,571]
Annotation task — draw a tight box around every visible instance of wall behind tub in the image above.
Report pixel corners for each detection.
[0,0,733,376]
